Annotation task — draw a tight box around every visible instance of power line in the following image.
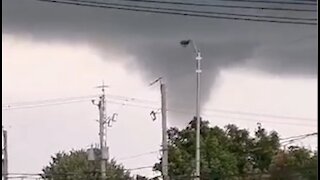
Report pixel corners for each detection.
[2,95,98,107]
[203,107,316,121]
[3,95,316,124]
[281,135,317,145]
[1,97,155,111]
[3,95,316,122]
[205,0,317,5]
[5,166,318,179]
[49,0,317,21]
[104,96,317,122]
[3,95,316,126]
[59,0,318,21]
[106,101,316,127]
[4,165,156,176]
[36,0,317,25]
[4,99,314,127]
[104,0,317,11]
[2,99,92,110]
[110,97,316,122]
[280,132,318,141]
[2,94,156,108]
[107,94,159,105]
[108,100,159,110]
[200,113,316,127]
[116,150,160,161]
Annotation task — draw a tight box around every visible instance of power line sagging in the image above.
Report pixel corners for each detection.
[36,0,317,25]
[2,94,317,127]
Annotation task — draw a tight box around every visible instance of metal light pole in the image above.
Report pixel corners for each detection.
[180,39,202,180]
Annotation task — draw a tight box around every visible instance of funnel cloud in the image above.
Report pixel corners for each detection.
[2,0,317,122]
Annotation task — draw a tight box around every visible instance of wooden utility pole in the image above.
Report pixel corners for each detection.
[161,83,169,180]
[2,127,8,180]
[150,77,169,180]
[93,83,109,180]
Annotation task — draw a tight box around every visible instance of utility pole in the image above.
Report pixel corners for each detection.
[160,81,169,180]
[93,83,109,180]
[150,77,169,180]
[2,127,8,180]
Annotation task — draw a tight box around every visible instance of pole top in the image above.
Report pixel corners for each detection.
[95,81,109,94]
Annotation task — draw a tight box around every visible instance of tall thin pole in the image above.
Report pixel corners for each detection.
[99,91,107,180]
[2,128,8,180]
[180,39,202,179]
[160,83,169,180]
[195,51,202,180]
[94,84,109,180]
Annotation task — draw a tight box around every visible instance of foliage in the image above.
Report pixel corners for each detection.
[269,146,317,180]
[135,175,159,180]
[153,117,317,180]
[41,149,132,180]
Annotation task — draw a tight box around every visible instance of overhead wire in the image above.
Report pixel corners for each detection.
[46,0,318,21]
[5,166,318,179]
[36,0,317,25]
[2,95,98,107]
[108,100,159,110]
[200,0,317,5]
[107,96,316,122]
[203,107,316,121]
[4,164,156,177]
[116,150,160,161]
[105,100,316,127]
[103,95,317,122]
[280,132,318,141]
[3,95,316,127]
[280,132,318,145]
[3,95,316,122]
[2,99,94,110]
[107,94,159,105]
[102,0,317,11]
[201,113,316,127]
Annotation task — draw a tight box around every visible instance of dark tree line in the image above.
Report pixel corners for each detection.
[41,117,317,180]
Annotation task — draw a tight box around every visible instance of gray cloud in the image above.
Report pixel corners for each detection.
[2,0,317,123]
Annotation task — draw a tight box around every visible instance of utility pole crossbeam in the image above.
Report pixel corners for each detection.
[150,78,169,180]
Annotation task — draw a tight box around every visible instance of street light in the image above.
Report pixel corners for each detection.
[180,39,202,180]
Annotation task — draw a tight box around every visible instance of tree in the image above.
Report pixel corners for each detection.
[135,175,159,180]
[154,118,241,179]
[136,175,149,180]
[41,149,132,180]
[154,118,283,180]
[250,123,280,175]
[224,124,253,177]
[269,146,317,180]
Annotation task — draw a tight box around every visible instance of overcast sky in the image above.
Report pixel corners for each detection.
[2,0,318,178]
